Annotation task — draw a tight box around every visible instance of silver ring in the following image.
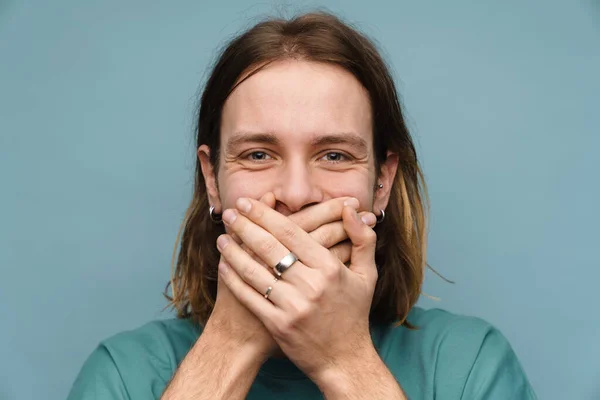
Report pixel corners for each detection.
[264,286,272,299]
[264,278,278,300]
[274,252,298,277]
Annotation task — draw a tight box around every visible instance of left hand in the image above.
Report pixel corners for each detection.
[216,197,379,384]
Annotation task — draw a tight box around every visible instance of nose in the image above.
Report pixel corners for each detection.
[273,158,323,215]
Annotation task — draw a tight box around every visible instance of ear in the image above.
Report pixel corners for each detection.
[373,151,399,213]
[198,145,222,213]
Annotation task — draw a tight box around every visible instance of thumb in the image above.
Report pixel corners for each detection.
[342,205,377,279]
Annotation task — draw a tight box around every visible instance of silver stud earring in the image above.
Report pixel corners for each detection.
[376,209,385,224]
[378,183,384,189]
[209,205,222,223]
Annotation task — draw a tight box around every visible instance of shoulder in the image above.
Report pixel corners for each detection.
[405,307,507,376]
[375,307,536,399]
[67,318,201,400]
[101,318,200,368]
[408,306,498,348]
[376,307,496,354]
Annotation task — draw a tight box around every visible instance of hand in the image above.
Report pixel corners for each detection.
[216,197,379,383]
[209,194,376,359]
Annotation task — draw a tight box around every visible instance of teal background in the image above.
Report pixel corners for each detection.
[1,1,598,399]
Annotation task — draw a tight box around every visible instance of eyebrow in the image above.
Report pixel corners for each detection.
[226,132,280,153]
[310,133,368,153]
[225,131,369,153]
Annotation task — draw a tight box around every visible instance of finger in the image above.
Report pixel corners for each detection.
[232,193,275,245]
[342,206,378,279]
[309,211,376,249]
[243,192,277,269]
[217,259,282,330]
[329,241,352,265]
[358,211,377,228]
[259,192,276,209]
[230,198,332,270]
[221,207,314,281]
[240,243,270,269]
[217,234,301,310]
[288,197,359,232]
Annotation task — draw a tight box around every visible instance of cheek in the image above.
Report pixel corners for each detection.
[318,172,375,211]
[218,168,376,211]
[218,171,274,209]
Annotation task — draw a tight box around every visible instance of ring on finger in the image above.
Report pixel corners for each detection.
[274,252,299,277]
[264,277,279,300]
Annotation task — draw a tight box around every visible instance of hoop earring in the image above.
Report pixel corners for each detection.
[376,209,385,224]
[209,205,222,223]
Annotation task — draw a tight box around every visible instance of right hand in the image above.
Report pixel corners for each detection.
[206,193,377,358]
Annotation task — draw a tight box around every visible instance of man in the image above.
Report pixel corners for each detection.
[68,12,536,399]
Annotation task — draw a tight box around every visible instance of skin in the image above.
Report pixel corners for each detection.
[163,60,405,399]
[162,196,373,400]
[206,60,394,215]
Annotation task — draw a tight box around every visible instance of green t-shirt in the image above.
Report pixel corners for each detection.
[67,307,536,399]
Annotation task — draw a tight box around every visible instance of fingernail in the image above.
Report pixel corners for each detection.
[216,234,230,250]
[222,209,237,224]
[236,197,252,213]
[361,213,377,226]
[343,197,359,209]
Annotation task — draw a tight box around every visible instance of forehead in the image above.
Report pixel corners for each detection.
[220,60,373,145]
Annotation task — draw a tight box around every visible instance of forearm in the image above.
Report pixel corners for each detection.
[316,347,407,400]
[161,320,265,400]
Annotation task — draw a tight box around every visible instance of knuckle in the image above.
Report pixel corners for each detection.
[274,317,293,338]
[312,227,331,247]
[292,301,312,321]
[257,237,278,256]
[273,302,313,338]
[241,264,258,282]
[306,281,325,302]
[281,225,297,242]
[322,263,342,283]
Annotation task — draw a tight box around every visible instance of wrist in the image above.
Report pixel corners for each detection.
[163,318,270,400]
[312,344,381,396]
[203,316,272,361]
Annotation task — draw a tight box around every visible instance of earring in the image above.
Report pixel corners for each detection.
[376,209,385,224]
[378,183,383,189]
[209,205,222,223]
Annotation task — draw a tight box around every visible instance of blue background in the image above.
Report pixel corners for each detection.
[1,1,598,399]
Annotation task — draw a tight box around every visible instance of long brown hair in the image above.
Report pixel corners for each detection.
[166,11,428,327]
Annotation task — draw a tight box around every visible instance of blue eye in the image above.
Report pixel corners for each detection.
[321,152,347,163]
[247,151,272,161]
